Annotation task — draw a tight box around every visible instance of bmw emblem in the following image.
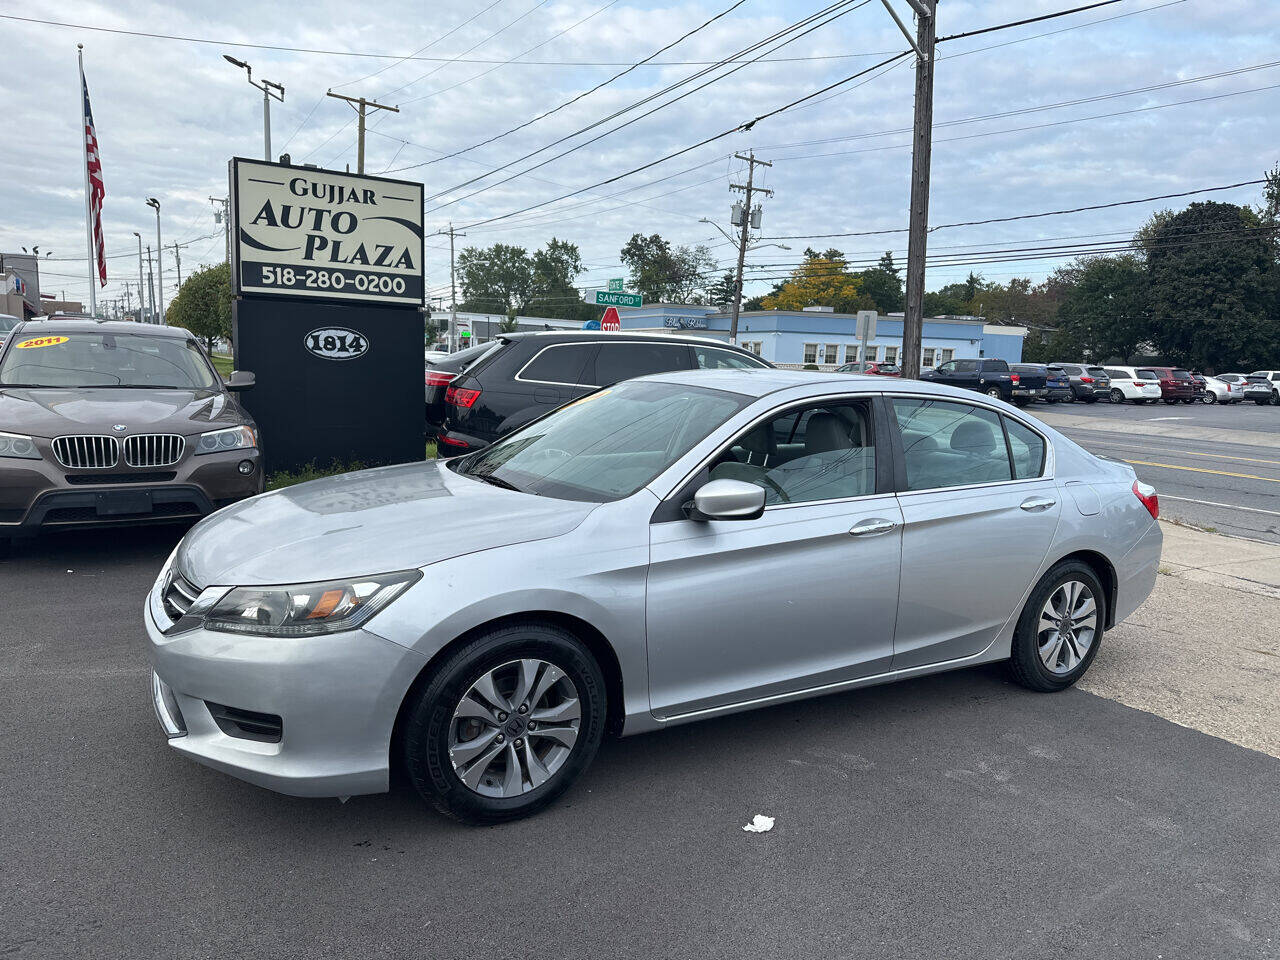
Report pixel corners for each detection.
[112,424,127,433]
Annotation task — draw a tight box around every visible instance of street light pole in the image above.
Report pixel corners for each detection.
[132,231,145,322]
[146,198,164,324]
[224,55,284,161]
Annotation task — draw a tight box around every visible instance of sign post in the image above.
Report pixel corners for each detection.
[229,158,426,472]
[856,310,877,367]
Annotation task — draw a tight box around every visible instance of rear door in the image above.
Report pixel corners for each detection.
[483,341,598,436]
[587,340,694,388]
[887,395,1060,669]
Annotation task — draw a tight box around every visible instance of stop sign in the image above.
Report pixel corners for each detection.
[601,306,621,331]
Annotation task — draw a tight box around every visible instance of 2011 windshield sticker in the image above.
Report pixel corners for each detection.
[15,336,69,349]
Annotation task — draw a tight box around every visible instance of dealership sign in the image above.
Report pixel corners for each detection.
[303,326,369,361]
[230,158,424,307]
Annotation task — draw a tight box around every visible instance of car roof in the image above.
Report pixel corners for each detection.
[13,319,193,339]
[497,330,759,352]
[637,367,1015,403]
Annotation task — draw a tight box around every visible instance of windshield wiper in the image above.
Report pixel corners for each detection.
[471,472,523,493]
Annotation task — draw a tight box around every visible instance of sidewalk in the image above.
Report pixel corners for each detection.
[1158,518,1280,599]
[1077,520,1280,758]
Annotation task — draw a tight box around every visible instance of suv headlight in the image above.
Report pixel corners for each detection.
[195,425,257,455]
[203,570,421,637]
[0,431,41,460]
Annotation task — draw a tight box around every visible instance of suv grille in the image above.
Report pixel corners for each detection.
[123,434,185,467]
[53,435,119,469]
[162,570,202,623]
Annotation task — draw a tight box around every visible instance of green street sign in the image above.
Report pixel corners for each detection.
[591,290,642,308]
[607,278,624,292]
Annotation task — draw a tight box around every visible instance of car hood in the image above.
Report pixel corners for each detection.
[0,386,242,437]
[177,459,598,586]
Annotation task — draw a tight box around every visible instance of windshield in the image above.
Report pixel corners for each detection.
[0,331,220,389]
[451,379,750,502]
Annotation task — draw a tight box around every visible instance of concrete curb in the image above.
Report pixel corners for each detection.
[1157,519,1280,600]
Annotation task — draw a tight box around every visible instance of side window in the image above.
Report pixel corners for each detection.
[1004,417,1046,479]
[954,359,979,373]
[935,361,956,374]
[592,342,691,385]
[891,398,1013,491]
[708,400,876,505]
[693,345,765,370]
[518,344,595,385]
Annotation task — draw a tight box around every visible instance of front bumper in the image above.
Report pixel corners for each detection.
[1,446,262,533]
[145,598,427,798]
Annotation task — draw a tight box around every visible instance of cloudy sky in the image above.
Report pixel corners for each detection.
[2,0,1277,314]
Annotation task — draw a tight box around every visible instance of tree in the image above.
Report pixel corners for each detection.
[526,238,597,323]
[457,243,532,315]
[620,233,716,303]
[706,271,737,307]
[1052,256,1149,363]
[760,249,872,312]
[851,252,903,313]
[166,261,231,354]
[1143,201,1279,370]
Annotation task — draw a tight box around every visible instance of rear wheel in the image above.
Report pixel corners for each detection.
[1203,392,1217,404]
[1109,388,1125,404]
[400,621,607,824]
[1009,561,1106,692]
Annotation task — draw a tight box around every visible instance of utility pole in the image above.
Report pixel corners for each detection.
[223,56,283,161]
[728,151,773,345]
[123,280,132,317]
[326,90,400,174]
[210,197,231,263]
[894,0,936,380]
[133,231,146,322]
[172,242,182,288]
[435,223,466,352]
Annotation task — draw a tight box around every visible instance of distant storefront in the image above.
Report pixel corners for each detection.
[612,303,1027,368]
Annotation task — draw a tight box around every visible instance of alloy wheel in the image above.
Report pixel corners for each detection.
[1110,388,1124,403]
[448,658,581,798]
[1036,580,1097,676]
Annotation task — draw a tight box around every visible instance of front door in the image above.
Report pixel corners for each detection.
[887,397,1061,669]
[646,397,903,719]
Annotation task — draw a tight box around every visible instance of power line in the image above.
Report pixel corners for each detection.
[936,0,1124,42]
[405,0,748,171]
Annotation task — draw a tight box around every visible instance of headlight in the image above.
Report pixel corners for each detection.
[0,430,41,460]
[195,425,257,455]
[203,570,421,637]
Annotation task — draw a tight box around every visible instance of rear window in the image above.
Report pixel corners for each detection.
[518,343,595,385]
[1087,367,1108,377]
[1136,369,1158,380]
[432,341,500,374]
[1172,369,1191,380]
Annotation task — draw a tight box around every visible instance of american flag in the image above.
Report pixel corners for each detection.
[81,61,106,287]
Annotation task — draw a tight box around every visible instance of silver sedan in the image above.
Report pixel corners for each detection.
[146,370,1162,823]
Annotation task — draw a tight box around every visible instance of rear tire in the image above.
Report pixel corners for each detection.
[400,620,607,825]
[1203,393,1217,404]
[1109,388,1125,404]
[1009,561,1107,693]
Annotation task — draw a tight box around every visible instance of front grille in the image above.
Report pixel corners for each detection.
[66,472,177,485]
[162,570,202,623]
[52,435,119,469]
[123,434,185,467]
[206,702,283,743]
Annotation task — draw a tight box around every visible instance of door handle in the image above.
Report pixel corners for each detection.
[1020,496,1057,512]
[849,517,898,536]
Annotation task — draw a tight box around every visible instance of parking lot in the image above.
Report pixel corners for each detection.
[3,505,1278,959]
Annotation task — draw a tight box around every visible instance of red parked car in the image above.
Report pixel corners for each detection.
[1146,366,1198,404]
[836,360,901,377]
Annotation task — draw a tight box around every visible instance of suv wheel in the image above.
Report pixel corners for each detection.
[1009,561,1106,692]
[1109,388,1125,403]
[985,386,1003,400]
[401,620,607,824]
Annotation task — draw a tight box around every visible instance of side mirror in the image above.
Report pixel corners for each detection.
[686,478,766,522]
[225,370,256,391]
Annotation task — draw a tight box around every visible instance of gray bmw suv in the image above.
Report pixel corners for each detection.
[0,320,261,540]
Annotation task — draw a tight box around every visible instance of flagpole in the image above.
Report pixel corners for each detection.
[78,43,97,318]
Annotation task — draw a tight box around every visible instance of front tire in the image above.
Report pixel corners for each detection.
[400,621,607,824]
[985,386,1003,401]
[1008,561,1106,692]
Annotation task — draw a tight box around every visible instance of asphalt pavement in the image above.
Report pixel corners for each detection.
[2,523,1278,959]
[1036,399,1280,543]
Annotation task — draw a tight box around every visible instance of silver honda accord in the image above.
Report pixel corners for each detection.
[146,369,1161,823]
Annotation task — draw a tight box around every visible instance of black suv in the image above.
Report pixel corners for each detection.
[435,332,772,452]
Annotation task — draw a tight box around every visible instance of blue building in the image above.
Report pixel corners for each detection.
[614,304,1027,368]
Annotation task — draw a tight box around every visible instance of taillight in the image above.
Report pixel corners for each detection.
[424,370,456,387]
[445,385,481,408]
[1009,373,1021,384]
[1132,480,1159,519]
[1080,376,1094,384]
[437,434,470,449]
[1133,381,1146,387]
